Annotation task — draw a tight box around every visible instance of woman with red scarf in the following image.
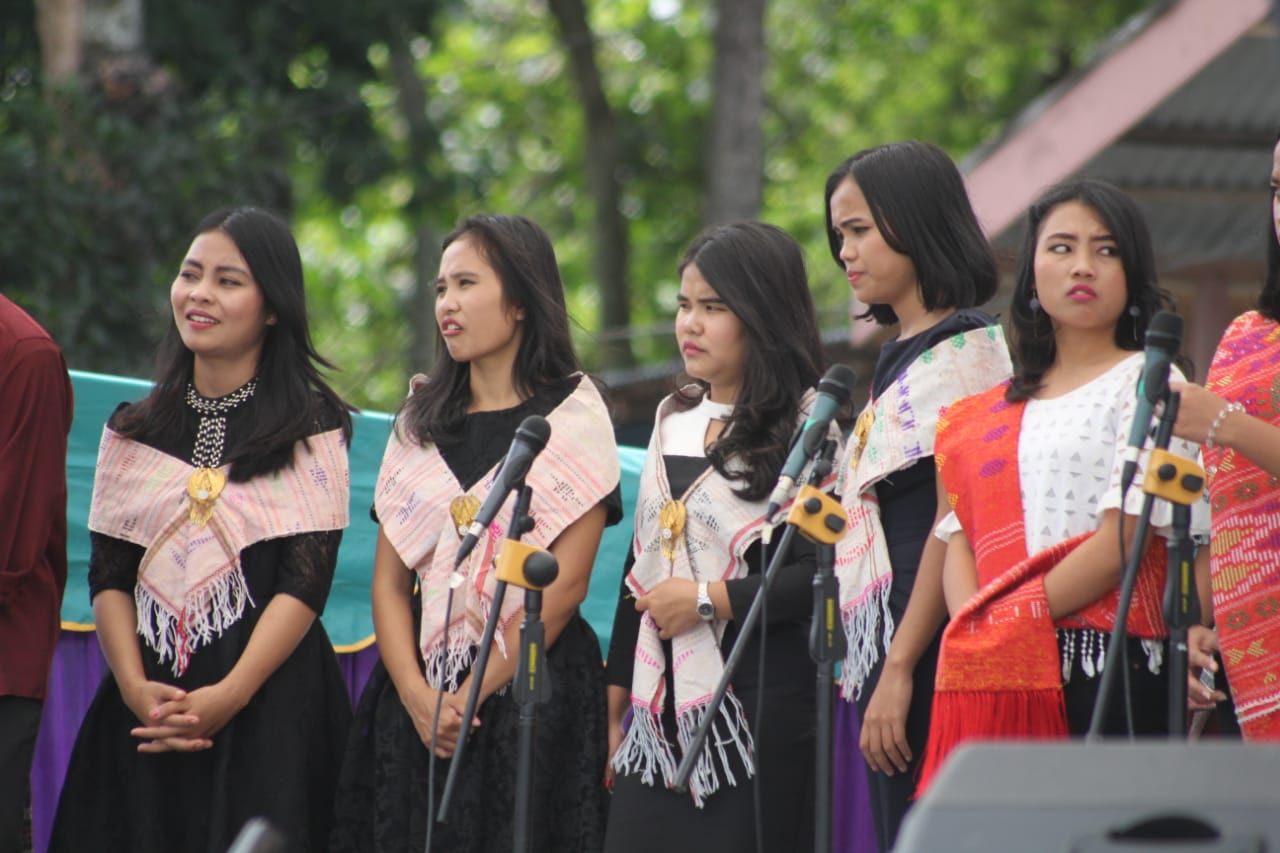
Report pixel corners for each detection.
[918,180,1206,789]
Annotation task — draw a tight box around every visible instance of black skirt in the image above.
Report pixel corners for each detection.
[330,612,610,853]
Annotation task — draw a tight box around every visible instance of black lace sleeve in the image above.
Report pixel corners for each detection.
[273,529,343,615]
[87,531,145,602]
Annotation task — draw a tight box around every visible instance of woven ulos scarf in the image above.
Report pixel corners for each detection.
[613,389,838,807]
[835,324,1011,699]
[88,426,350,676]
[374,376,619,691]
[1203,311,1280,739]
[916,384,1168,793]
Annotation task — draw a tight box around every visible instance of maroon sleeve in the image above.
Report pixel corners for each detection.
[0,325,74,698]
[0,338,73,602]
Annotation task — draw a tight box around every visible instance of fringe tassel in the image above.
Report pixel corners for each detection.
[1141,638,1164,675]
[675,691,756,808]
[422,640,479,692]
[136,571,253,676]
[915,688,1068,798]
[612,705,677,789]
[839,580,894,701]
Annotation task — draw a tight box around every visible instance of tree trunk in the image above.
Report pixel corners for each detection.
[35,0,85,84]
[704,0,766,226]
[388,24,443,375]
[545,0,633,369]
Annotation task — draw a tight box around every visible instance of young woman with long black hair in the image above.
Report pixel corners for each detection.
[51,207,355,852]
[604,221,839,853]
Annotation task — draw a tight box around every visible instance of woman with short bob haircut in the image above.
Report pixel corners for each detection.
[826,141,1011,853]
[824,140,999,326]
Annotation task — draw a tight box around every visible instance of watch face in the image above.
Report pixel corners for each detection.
[697,601,714,619]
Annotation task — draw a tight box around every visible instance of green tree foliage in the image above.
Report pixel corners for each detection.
[2,0,1150,407]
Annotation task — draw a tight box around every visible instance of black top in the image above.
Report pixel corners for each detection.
[870,308,996,622]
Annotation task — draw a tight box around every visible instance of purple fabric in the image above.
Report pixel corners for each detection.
[833,697,878,852]
[29,631,380,853]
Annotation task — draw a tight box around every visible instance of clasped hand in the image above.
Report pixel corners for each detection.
[402,681,481,758]
[123,679,247,753]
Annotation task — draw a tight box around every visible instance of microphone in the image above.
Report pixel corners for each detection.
[765,364,857,522]
[1119,311,1183,495]
[454,415,552,568]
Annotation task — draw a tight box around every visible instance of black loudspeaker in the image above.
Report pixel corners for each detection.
[896,741,1280,852]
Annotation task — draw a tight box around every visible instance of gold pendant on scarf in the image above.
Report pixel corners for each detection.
[187,467,226,527]
[850,409,875,469]
[450,494,481,538]
[658,498,686,561]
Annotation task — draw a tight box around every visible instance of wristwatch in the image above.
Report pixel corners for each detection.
[696,582,715,621]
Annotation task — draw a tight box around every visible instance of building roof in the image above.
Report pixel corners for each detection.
[962,0,1279,367]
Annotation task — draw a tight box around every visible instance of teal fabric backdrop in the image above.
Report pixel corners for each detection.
[63,370,646,652]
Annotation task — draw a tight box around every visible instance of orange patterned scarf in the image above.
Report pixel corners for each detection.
[1203,311,1280,739]
[917,384,1167,792]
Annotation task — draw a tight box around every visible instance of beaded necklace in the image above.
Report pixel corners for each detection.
[184,378,257,525]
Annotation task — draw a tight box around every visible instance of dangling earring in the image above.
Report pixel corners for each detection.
[1029,294,1041,313]
[1128,303,1140,340]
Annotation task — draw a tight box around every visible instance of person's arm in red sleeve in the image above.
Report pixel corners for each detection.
[0,339,73,604]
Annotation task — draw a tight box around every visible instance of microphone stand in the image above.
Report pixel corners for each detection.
[509,547,559,853]
[435,482,559,853]
[436,484,533,823]
[671,440,846,853]
[1162,501,1199,737]
[1150,394,1206,738]
[1087,392,1205,738]
[806,440,844,853]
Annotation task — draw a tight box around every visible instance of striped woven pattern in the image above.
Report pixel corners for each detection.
[834,325,1011,699]
[88,427,350,674]
[374,376,620,690]
[1203,311,1280,738]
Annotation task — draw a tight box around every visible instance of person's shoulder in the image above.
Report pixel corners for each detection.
[1228,310,1272,337]
[936,309,1000,341]
[0,294,55,342]
[306,390,350,435]
[104,400,144,431]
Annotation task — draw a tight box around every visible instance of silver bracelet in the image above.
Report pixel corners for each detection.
[1206,401,1245,449]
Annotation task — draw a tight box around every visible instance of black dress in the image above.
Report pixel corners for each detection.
[330,379,623,853]
[855,309,995,853]
[603,455,818,853]
[49,396,353,853]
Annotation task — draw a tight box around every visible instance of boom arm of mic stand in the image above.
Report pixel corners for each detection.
[437,484,534,823]
[672,441,845,793]
[1086,392,1204,739]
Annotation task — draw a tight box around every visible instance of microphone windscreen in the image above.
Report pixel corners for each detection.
[1145,311,1183,352]
[515,414,551,450]
[817,364,857,405]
